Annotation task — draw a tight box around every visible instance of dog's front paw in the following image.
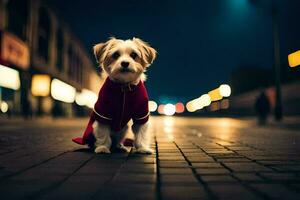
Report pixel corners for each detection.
[95,146,111,154]
[135,147,154,154]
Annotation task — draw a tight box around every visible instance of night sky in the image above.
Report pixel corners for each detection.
[46,0,300,103]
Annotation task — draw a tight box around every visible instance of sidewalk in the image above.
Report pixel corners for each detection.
[0,116,300,199]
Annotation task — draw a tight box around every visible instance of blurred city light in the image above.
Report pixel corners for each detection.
[0,64,20,90]
[157,104,165,115]
[220,99,230,109]
[75,89,97,108]
[219,84,231,97]
[186,84,231,113]
[0,101,8,113]
[31,75,51,97]
[51,79,76,103]
[163,103,176,116]
[208,88,223,101]
[210,102,220,112]
[186,100,198,112]
[175,102,185,113]
[288,50,300,68]
[163,117,174,141]
[200,94,212,107]
[148,100,158,112]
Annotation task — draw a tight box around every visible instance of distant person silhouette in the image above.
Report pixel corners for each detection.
[255,91,271,125]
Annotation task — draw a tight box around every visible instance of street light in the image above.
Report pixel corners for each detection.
[288,50,300,68]
[249,0,283,120]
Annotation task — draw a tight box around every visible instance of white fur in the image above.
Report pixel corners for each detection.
[92,37,157,154]
[132,123,153,154]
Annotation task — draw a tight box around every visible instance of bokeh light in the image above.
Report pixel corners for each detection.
[175,102,185,113]
[0,64,20,90]
[157,104,165,115]
[219,84,231,97]
[31,75,51,97]
[0,101,8,113]
[288,50,300,68]
[75,89,97,108]
[51,79,76,103]
[163,103,176,116]
[149,100,158,112]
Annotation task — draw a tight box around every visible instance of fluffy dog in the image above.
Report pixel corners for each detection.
[72,37,157,154]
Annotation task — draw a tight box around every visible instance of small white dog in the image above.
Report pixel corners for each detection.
[72,37,156,154]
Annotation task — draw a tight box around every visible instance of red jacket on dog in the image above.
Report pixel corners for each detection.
[72,77,149,146]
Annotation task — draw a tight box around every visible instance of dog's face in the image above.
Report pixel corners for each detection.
[93,37,157,83]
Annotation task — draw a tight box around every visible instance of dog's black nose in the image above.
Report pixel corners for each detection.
[121,61,129,68]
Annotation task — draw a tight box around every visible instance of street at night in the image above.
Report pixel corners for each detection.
[1,116,300,199]
[1,0,300,199]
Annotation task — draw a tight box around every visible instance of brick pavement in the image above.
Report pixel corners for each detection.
[0,116,300,199]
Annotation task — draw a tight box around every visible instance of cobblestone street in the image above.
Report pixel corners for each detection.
[0,116,300,199]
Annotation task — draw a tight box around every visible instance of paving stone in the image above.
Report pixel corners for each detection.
[160,167,193,174]
[224,163,272,172]
[113,174,156,184]
[188,157,215,163]
[161,185,208,199]
[196,168,230,175]
[192,162,222,168]
[232,173,264,182]
[160,174,199,184]
[159,161,190,168]
[201,175,237,183]
[209,184,262,200]
[94,184,156,199]
[250,183,300,200]
[259,172,300,182]
[218,158,252,162]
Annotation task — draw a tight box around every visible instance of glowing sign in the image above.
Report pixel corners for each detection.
[0,64,20,90]
[31,75,51,97]
[51,79,76,103]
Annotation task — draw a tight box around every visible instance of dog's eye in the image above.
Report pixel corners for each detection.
[112,51,120,59]
[130,52,138,59]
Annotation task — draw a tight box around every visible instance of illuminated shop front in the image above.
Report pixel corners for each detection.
[0,0,103,117]
[0,31,30,116]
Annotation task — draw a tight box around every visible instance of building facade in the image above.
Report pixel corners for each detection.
[0,0,103,117]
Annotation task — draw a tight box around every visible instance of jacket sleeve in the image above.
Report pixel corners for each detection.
[132,98,149,124]
[93,88,113,125]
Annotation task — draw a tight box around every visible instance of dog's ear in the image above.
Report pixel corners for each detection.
[93,37,116,67]
[93,43,107,67]
[133,38,157,66]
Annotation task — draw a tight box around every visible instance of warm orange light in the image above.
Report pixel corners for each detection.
[157,105,165,115]
[31,75,51,97]
[208,88,222,101]
[175,102,185,113]
[288,50,300,68]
